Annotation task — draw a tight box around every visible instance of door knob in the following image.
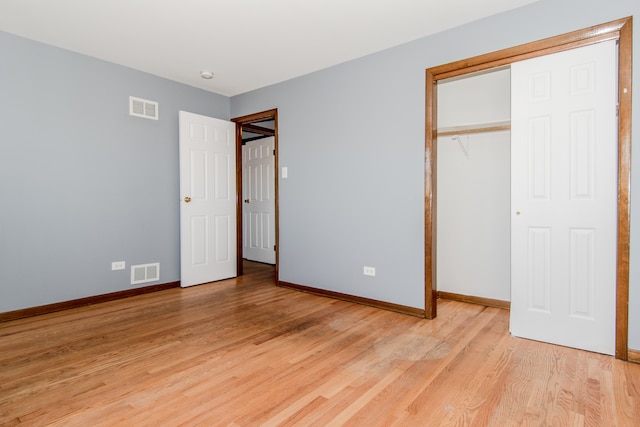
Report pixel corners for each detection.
[244,199,250,203]
[184,196,192,203]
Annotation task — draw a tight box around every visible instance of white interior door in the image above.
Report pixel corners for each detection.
[510,41,618,354]
[179,111,237,287]
[242,136,276,264]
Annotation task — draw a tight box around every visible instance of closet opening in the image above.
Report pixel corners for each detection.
[436,66,512,310]
[424,17,632,360]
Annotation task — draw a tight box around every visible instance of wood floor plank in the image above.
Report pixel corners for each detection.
[1,261,639,426]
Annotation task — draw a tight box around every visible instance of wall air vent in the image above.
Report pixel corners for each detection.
[131,262,160,285]
[129,96,159,120]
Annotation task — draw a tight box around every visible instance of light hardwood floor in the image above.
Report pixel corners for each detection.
[1,261,639,426]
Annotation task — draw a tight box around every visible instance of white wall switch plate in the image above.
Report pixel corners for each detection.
[282,166,288,178]
[112,261,126,271]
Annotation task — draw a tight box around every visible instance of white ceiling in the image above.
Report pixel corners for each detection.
[0,0,538,97]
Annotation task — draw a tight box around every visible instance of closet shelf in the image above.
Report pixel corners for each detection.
[437,121,511,137]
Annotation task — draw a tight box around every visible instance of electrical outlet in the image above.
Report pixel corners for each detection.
[363,266,376,276]
[112,261,126,271]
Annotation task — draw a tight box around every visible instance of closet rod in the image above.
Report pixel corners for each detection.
[437,120,510,137]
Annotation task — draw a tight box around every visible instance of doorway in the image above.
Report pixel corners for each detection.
[436,67,512,308]
[242,136,276,265]
[424,18,632,360]
[232,109,279,279]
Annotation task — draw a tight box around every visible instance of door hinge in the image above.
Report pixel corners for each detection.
[273,149,276,155]
[274,244,276,251]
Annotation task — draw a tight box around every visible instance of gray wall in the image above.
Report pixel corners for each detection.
[0,32,230,311]
[231,0,640,349]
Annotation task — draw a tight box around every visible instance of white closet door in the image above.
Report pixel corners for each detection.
[510,41,618,354]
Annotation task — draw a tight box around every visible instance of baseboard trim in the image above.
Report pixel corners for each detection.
[0,281,180,323]
[628,349,640,364]
[278,281,425,318]
[437,291,511,310]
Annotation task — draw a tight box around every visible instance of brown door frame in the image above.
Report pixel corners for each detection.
[232,109,279,280]
[425,17,632,360]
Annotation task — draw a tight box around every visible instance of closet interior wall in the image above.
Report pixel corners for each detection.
[436,67,511,302]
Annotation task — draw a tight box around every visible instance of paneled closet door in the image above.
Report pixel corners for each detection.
[510,40,618,355]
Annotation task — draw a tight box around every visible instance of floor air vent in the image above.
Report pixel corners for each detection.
[129,96,158,120]
[131,263,160,285]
